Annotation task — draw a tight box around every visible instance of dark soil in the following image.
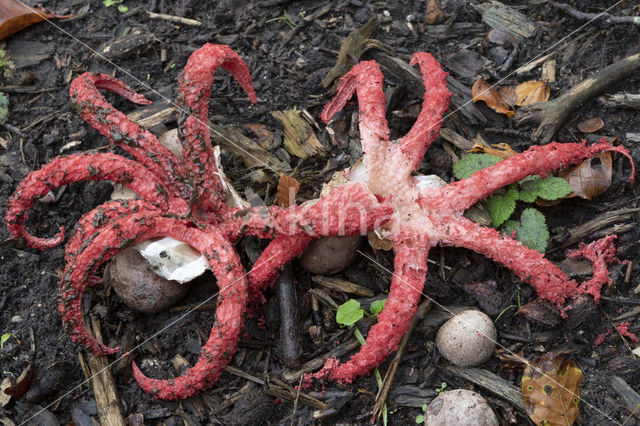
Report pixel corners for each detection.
[1,0,639,425]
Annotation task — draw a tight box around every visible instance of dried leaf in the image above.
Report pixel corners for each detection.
[560,152,612,200]
[515,81,550,106]
[4,363,35,397]
[469,142,518,159]
[498,85,517,107]
[471,77,514,117]
[576,117,604,133]
[0,0,72,41]
[518,299,562,328]
[276,173,300,207]
[425,0,445,25]
[486,28,516,45]
[522,353,583,426]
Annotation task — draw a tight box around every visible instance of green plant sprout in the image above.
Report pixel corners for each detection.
[495,287,522,323]
[336,298,388,425]
[435,381,447,395]
[453,153,573,252]
[415,404,427,423]
[266,10,298,30]
[1,333,13,350]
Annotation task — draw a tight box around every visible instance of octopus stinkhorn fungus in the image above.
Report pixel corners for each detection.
[5,44,391,400]
[5,45,634,399]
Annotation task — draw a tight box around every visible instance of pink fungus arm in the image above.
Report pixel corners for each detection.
[5,153,171,250]
[70,73,189,201]
[307,235,429,383]
[439,215,581,307]
[397,53,451,170]
[435,141,635,212]
[567,235,620,304]
[177,44,257,212]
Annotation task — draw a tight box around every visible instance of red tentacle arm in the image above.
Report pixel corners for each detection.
[567,235,620,304]
[320,61,390,178]
[5,153,171,250]
[307,234,429,383]
[64,199,161,262]
[247,235,312,305]
[397,53,451,170]
[70,73,190,203]
[438,215,582,307]
[430,141,635,212]
[220,182,392,241]
[177,44,257,213]
[60,209,247,372]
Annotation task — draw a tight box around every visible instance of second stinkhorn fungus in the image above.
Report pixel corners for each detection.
[304,53,634,384]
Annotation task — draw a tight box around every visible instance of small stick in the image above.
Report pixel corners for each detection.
[551,2,640,26]
[145,11,202,26]
[372,299,432,420]
[278,264,302,369]
[515,53,640,144]
[85,316,125,426]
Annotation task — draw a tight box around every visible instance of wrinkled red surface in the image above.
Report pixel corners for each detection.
[5,43,635,398]
[5,44,389,399]
[309,53,635,384]
[616,322,639,343]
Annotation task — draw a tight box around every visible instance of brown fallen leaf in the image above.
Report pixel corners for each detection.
[276,173,300,207]
[522,353,583,426]
[518,299,562,328]
[425,0,445,25]
[560,151,612,200]
[498,85,517,107]
[469,142,518,159]
[0,0,72,41]
[4,363,35,397]
[515,81,550,106]
[471,77,514,117]
[576,117,604,133]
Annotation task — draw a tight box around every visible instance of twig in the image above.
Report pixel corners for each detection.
[145,11,202,26]
[278,264,302,368]
[372,299,432,420]
[515,53,640,143]
[446,366,526,413]
[610,376,640,421]
[551,2,640,26]
[85,316,125,426]
[282,338,359,382]
[601,93,640,109]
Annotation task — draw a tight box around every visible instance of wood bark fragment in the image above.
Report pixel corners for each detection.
[271,109,324,159]
[85,317,125,426]
[282,339,359,382]
[145,11,202,26]
[610,376,640,420]
[515,53,640,144]
[278,264,302,369]
[311,275,374,297]
[473,1,536,40]
[550,208,640,251]
[601,93,640,109]
[446,366,526,413]
[551,2,640,26]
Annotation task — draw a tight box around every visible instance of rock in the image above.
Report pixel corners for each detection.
[425,389,498,426]
[436,310,496,367]
[105,247,189,313]
[299,236,362,275]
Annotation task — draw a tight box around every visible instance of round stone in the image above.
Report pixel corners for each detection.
[435,310,496,367]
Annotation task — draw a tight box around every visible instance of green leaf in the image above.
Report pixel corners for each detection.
[486,187,518,227]
[1,333,12,350]
[369,298,387,317]
[519,176,572,201]
[502,208,549,253]
[117,5,128,12]
[453,154,502,179]
[0,93,8,125]
[421,404,427,412]
[336,299,363,326]
[103,0,123,7]
[415,415,425,423]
